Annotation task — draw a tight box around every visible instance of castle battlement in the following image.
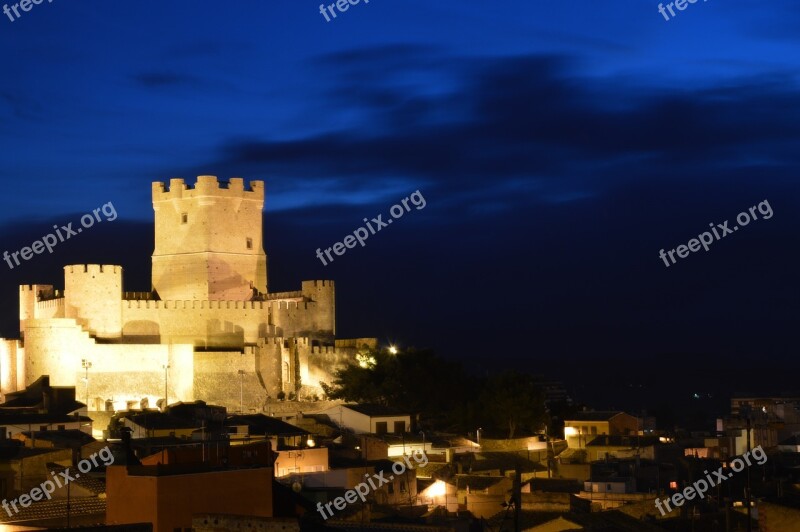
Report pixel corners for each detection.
[311,345,337,355]
[152,176,264,201]
[123,299,270,310]
[266,290,304,300]
[305,280,333,288]
[273,300,307,310]
[64,264,122,275]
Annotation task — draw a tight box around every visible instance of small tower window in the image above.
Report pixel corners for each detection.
[181,213,188,224]
[246,238,253,249]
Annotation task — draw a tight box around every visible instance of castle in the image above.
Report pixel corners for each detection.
[0,176,372,412]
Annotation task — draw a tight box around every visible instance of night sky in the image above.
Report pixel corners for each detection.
[1,1,799,412]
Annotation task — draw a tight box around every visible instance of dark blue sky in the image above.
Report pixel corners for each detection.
[2,1,799,406]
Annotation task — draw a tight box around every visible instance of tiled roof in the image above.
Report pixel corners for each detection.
[0,496,105,524]
[0,413,91,425]
[127,413,197,430]
[47,463,106,495]
[20,430,96,447]
[226,414,308,436]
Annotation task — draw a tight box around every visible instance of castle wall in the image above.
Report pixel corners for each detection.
[193,350,268,413]
[0,339,20,395]
[307,345,356,391]
[121,300,272,347]
[267,281,335,342]
[64,265,122,338]
[20,285,63,335]
[23,318,193,409]
[152,176,267,300]
[121,293,335,348]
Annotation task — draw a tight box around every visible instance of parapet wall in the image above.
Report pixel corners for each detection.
[152,176,264,201]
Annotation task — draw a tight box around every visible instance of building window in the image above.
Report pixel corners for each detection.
[181,213,188,224]
[582,426,588,434]
[246,237,253,249]
[393,421,406,433]
[590,426,597,435]
[375,422,388,435]
[400,481,407,493]
[388,482,394,494]
[40,426,47,432]
[58,425,66,431]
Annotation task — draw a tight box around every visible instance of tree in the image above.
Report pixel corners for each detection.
[479,371,548,439]
[321,347,473,430]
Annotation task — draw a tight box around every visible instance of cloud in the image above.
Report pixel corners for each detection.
[198,48,800,216]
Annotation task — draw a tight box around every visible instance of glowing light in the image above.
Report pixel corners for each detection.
[307,438,316,448]
[356,353,376,368]
[389,346,398,354]
[428,480,446,497]
[564,426,578,437]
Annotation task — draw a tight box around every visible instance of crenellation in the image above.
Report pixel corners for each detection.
[65,264,121,275]
[152,175,265,202]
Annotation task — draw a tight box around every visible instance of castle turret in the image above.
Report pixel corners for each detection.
[64,264,122,338]
[151,176,267,301]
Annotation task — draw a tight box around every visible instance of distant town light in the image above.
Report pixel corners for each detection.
[389,345,398,354]
[307,438,316,448]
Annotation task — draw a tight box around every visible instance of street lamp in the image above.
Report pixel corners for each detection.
[81,359,92,411]
[388,345,398,355]
[238,369,245,413]
[162,364,170,410]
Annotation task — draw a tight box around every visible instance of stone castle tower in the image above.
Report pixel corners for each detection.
[0,176,375,413]
[152,176,268,301]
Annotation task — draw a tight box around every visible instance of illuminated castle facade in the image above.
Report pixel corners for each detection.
[0,176,371,412]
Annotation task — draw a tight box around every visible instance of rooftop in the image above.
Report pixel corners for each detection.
[226,414,308,436]
[343,404,411,417]
[565,411,629,422]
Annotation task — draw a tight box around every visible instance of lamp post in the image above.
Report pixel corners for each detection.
[238,369,245,413]
[162,364,170,410]
[81,359,92,411]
